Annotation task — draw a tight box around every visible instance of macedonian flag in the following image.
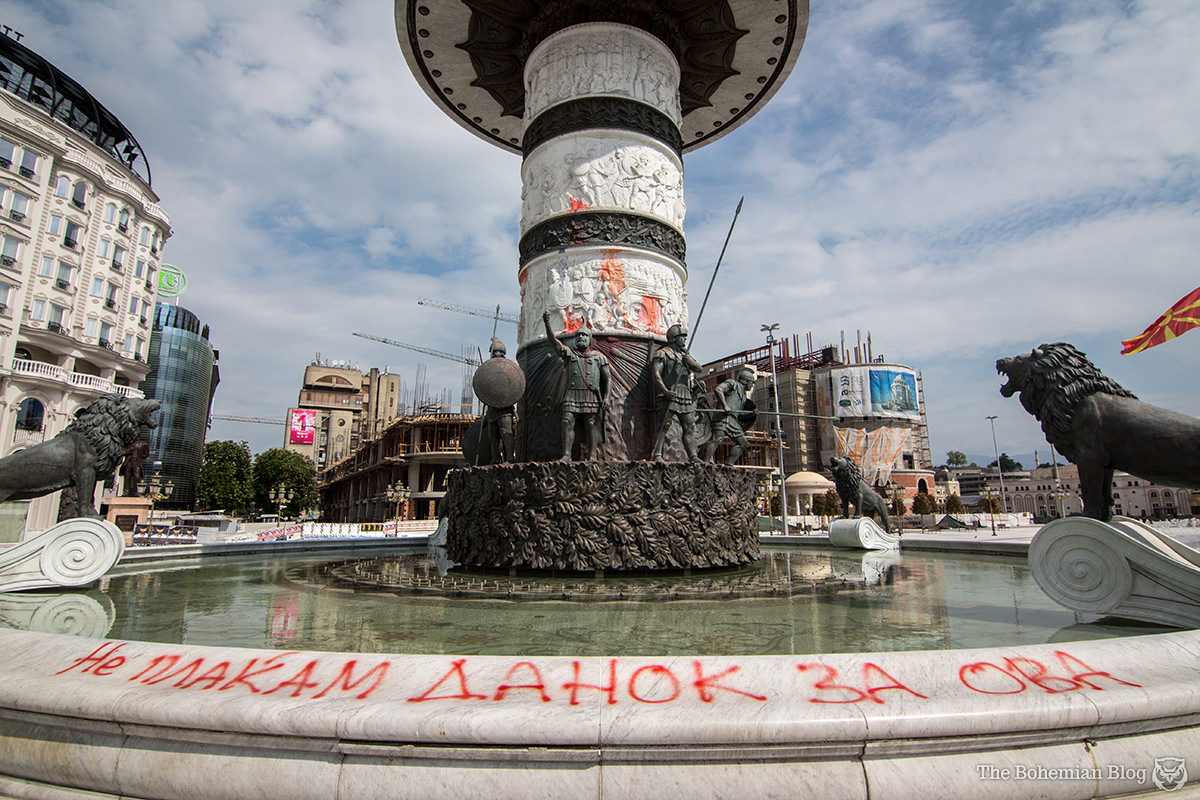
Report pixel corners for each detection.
[1121,286,1200,354]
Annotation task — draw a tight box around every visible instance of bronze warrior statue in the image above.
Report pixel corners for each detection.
[651,324,703,461]
[702,365,756,465]
[543,310,610,461]
[482,338,517,463]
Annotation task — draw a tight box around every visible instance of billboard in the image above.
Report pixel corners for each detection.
[288,408,316,445]
[831,366,920,420]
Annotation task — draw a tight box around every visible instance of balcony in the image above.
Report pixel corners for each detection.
[0,255,13,267]
[63,238,77,250]
[18,166,33,179]
[144,281,153,292]
[46,322,65,334]
[97,338,112,350]
[9,358,143,399]
[54,279,70,291]
[110,261,122,272]
[103,298,116,310]
[8,210,23,223]
[118,222,128,233]
[71,198,85,210]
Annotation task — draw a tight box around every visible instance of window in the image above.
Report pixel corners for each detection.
[0,283,10,310]
[0,236,18,265]
[112,245,125,269]
[0,138,13,168]
[97,239,110,259]
[134,259,145,278]
[47,303,67,326]
[104,203,116,223]
[55,261,71,287]
[64,221,81,248]
[105,282,118,308]
[48,215,61,235]
[123,333,133,352]
[136,335,144,354]
[15,398,44,432]
[128,296,139,313]
[139,226,149,246]
[85,317,97,337]
[118,208,129,232]
[91,277,105,297]
[40,256,55,277]
[30,299,44,320]
[55,176,70,197]
[98,321,113,346]
[19,149,38,178]
[9,192,28,222]
[71,182,87,208]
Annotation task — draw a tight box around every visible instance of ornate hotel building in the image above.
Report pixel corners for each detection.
[0,33,169,537]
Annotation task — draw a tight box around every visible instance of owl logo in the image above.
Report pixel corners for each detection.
[1153,757,1187,792]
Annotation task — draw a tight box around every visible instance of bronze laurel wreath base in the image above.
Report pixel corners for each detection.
[445,461,761,572]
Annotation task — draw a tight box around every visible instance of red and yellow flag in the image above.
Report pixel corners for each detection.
[1121,286,1200,354]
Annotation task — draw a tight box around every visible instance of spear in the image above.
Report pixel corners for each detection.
[689,196,744,343]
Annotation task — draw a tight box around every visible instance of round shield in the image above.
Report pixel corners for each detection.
[472,357,526,407]
[738,399,758,430]
[462,419,494,466]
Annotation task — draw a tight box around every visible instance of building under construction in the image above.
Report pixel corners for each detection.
[700,331,936,509]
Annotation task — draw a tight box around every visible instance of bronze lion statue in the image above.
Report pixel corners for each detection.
[0,394,160,518]
[829,456,892,532]
[997,342,1200,521]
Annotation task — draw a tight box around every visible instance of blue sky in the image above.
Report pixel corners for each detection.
[5,0,1198,466]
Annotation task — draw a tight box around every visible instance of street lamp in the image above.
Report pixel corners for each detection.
[385,481,411,521]
[268,484,294,521]
[985,486,997,536]
[889,480,903,532]
[986,415,1008,521]
[761,323,789,536]
[137,474,173,523]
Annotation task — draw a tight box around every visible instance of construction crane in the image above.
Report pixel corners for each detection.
[211,414,284,425]
[417,298,517,325]
[352,332,481,366]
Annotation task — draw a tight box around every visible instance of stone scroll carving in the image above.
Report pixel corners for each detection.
[1029,516,1200,629]
[828,518,900,551]
[445,461,761,571]
[0,517,125,592]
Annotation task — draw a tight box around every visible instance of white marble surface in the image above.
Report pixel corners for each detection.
[828,517,901,551]
[1030,516,1200,628]
[2,625,1200,797]
[0,518,124,592]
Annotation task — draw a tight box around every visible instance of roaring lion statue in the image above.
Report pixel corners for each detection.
[997,342,1200,521]
[829,456,892,532]
[0,394,160,518]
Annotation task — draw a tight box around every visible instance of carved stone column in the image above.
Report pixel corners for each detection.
[516,23,687,460]
[396,0,809,460]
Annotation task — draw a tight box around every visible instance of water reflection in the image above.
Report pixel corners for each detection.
[0,547,1173,656]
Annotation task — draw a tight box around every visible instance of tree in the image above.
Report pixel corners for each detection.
[814,489,840,518]
[945,494,965,515]
[889,493,907,518]
[196,440,253,514]
[252,448,318,518]
[987,452,1024,472]
[980,494,1002,514]
[945,450,967,467]
[911,492,937,516]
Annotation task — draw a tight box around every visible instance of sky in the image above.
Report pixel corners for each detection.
[4,0,1198,467]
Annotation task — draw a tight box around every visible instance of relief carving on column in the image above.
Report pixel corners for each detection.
[517,250,687,347]
[525,24,681,125]
[521,134,684,232]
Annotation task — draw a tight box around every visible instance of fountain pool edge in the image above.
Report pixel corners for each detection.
[0,538,1198,799]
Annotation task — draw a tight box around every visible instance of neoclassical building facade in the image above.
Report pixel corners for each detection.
[0,34,170,536]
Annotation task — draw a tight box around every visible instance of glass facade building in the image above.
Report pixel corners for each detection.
[139,303,218,510]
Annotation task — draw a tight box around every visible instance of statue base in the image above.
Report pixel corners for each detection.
[828,517,901,550]
[445,461,761,571]
[1029,516,1200,628]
